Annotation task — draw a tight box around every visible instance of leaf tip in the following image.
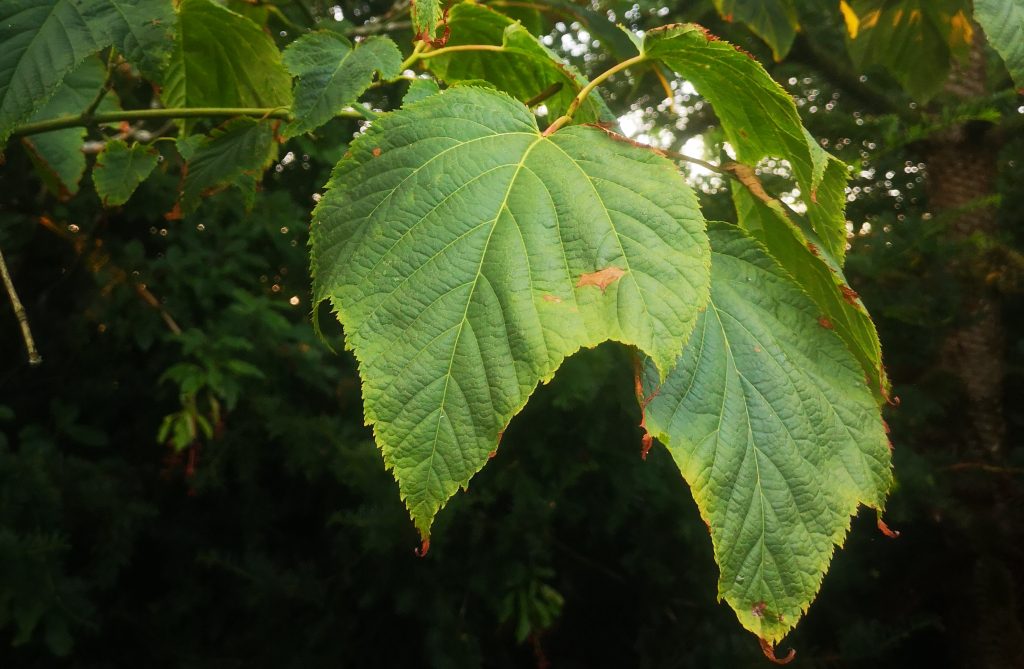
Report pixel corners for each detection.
[759,638,796,665]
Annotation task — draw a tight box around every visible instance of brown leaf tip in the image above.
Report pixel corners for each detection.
[877,517,900,539]
[759,638,796,665]
[577,266,626,292]
[415,537,431,557]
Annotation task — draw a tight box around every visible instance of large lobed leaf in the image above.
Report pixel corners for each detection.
[641,25,848,260]
[425,3,612,123]
[0,0,172,146]
[161,0,292,112]
[283,32,402,137]
[642,222,893,643]
[974,0,1024,89]
[312,87,711,536]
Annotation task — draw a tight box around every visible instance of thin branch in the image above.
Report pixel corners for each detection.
[0,247,42,366]
[545,53,647,135]
[10,107,362,139]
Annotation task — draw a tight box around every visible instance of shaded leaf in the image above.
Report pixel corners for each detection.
[180,118,276,214]
[425,3,611,122]
[642,222,892,643]
[283,32,402,137]
[20,58,118,196]
[0,0,172,145]
[974,0,1024,88]
[311,87,710,536]
[840,0,974,103]
[93,140,159,206]
[162,0,292,112]
[713,0,800,60]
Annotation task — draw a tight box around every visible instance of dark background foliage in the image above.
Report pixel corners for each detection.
[1,1,1022,667]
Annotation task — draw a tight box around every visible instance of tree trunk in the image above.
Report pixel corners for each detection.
[924,35,1006,457]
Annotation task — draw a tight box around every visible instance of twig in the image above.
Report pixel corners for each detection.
[0,247,42,365]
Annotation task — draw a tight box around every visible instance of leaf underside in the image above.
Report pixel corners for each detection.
[426,3,612,123]
[642,24,849,260]
[642,222,892,643]
[312,87,711,536]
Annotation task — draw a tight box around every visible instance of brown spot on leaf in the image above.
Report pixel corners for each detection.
[807,242,820,256]
[577,266,625,292]
[542,294,562,303]
[372,147,382,157]
[759,638,796,665]
[738,128,748,139]
[840,284,860,305]
[752,601,767,618]
[818,316,834,330]
[754,345,762,353]
[164,203,183,221]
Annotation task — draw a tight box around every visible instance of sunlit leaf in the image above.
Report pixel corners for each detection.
[974,0,1024,88]
[312,87,710,536]
[642,222,892,643]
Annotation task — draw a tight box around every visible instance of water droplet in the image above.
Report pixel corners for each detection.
[280,226,289,234]
[289,296,300,306]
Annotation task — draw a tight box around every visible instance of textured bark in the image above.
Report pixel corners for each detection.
[924,36,1006,456]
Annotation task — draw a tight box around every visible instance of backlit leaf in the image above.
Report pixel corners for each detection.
[413,0,442,40]
[642,222,893,643]
[713,0,800,60]
[311,87,711,536]
[162,0,292,112]
[425,3,611,122]
[283,32,402,137]
[642,25,845,252]
[840,0,974,102]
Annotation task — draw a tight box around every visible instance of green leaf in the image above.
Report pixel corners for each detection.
[713,0,800,60]
[402,78,441,106]
[0,0,172,145]
[311,87,711,536]
[283,32,402,137]
[642,26,833,222]
[974,0,1024,88]
[180,118,277,214]
[20,58,117,196]
[424,3,611,123]
[731,184,891,403]
[162,0,292,112]
[642,222,893,643]
[412,0,442,40]
[93,140,159,206]
[107,0,176,78]
[839,0,974,103]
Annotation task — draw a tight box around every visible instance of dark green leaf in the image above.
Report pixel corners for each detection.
[180,118,277,214]
[714,0,799,60]
[93,140,159,206]
[283,32,402,137]
[162,0,292,112]
[974,0,1024,88]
